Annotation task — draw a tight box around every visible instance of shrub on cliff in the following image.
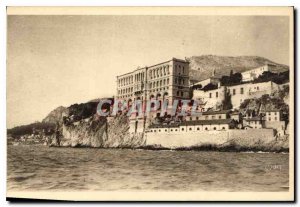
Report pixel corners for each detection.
[68,102,99,121]
[253,71,289,84]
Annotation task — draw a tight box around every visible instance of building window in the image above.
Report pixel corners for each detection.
[189,128,192,131]
[170,129,173,132]
[197,127,200,131]
[159,129,161,132]
[219,115,222,119]
[196,117,199,120]
[181,91,184,97]
[165,129,167,132]
[182,128,184,131]
[205,127,208,130]
[216,92,218,98]
[222,127,225,130]
[257,86,259,90]
[233,89,236,95]
[190,117,192,121]
[240,88,244,94]
[269,118,271,121]
[177,91,180,96]
[212,115,215,119]
[209,93,212,98]
[154,130,156,132]
[175,129,178,131]
[213,127,216,130]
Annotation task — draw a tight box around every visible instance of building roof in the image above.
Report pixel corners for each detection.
[265,109,281,112]
[244,117,262,121]
[149,119,234,128]
[149,123,180,128]
[202,110,230,115]
[180,119,234,126]
[231,111,241,115]
[117,57,189,77]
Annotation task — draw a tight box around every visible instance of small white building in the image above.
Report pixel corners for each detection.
[243,117,263,129]
[228,81,280,109]
[264,109,286,136]
[241,64,275,82]
[192,76,221,89]
[147,119,236,133]
[186,110,230,121]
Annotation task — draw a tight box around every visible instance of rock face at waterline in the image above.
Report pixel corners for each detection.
[61,114,146,148]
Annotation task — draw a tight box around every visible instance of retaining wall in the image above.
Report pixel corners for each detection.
[145,128,275,148]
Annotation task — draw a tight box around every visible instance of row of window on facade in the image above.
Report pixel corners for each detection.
[148,87,169,93]
[150,125,227,133]
[148,64,185,79]
[118,87,134,95]
[208,87,245,98]
[149,65,170,79]
[118,72,146,87]
[187,115,224,121]
[149,78,170,89]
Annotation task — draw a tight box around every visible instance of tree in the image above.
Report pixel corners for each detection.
[201,83,218,91]
[222,88,233,110]
[220,72,242,86]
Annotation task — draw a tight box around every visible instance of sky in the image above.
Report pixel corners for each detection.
[7,15,290,128]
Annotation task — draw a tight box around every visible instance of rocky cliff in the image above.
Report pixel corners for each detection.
[60,114,145,148]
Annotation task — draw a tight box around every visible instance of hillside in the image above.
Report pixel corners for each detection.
[42,106,68,124]
[188,55,289,82]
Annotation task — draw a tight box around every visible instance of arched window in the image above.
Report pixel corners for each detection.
[163,79,166,85]
[167,78,169,84]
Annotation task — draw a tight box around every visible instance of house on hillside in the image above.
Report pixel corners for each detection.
[241,64,276,82]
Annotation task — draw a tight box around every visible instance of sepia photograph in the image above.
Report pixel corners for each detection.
[6,6,294,201]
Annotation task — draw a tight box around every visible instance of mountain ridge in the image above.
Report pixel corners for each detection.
[188,55,289,82]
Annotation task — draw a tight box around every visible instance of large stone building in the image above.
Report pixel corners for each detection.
[116,58,190,106]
